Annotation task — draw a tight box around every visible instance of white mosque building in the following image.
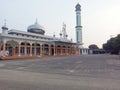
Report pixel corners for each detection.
[0,3,89,60]
[0,19,81,60]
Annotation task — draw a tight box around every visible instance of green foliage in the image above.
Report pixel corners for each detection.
[114,34,120,50]
[89,44,99,49]
[103,34,120,54]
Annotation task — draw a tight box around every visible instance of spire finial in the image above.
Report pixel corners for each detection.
[1,19,8,31]
[75,3,81,11]
[35,18,38,24]
[53,32,55,37]
[62,22,67,39]
[4,19,7,26]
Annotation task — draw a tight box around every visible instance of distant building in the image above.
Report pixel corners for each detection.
[89,49,106,54]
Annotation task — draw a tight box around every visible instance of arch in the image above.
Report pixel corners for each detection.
[20,42,31,55]
[57,45,61,47]
[21,42,30,45]
[43,44,49,47]
[5,40,19,56]
[32,43,40,55]
[42,44,49,56]
[6,40,19,48]
[51,44,54,47]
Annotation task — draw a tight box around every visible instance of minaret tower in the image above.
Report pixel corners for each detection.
[75,3,82,45]
[2,20,8,34]
[62,23,68,39]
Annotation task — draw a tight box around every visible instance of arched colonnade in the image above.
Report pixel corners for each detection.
[0,40,79,57]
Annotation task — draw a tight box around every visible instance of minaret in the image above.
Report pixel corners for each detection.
[62,23,68,39]
[75,3,82,45]
[2,20,8,34]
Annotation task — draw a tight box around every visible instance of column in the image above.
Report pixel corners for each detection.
[66,46,68,55]
[2,43,6,57]
[60,46,62,55]
[18,44,21,56]
[34,46,36,55]
[68,47,70,55]
[55,46,57,56]
[30,45,32,56]
[54,45,56,56]
[40,44,43,57]
[24,43,27,56]
[65,47,67,55]
[78,48,80,55]
[3,43,6,51]
[12,48,15,56]
[75,47,77,55]
[42,44,44,56]
[48,45,51,56]
[70,47,72,55]
[73,46,75,55]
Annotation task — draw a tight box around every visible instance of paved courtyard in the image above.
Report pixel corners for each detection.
[0,54,120,90]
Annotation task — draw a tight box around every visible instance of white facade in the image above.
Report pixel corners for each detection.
[0,21,80,59]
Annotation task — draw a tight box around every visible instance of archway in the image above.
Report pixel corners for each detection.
[32,43,40,55]
[51,45,54,56]
[43,44,49,56]
[6,40,19,56]
[20,42,31,56]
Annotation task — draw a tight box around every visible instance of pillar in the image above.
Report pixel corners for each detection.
[60,46,62,55]
[66,46,68,55]
[75,47,77,55]
[48,45,51,56]
[18,44,21,56]
[40,44,43,57]
[24,43,27,56]
[73,47,75,55]
[2,43,6,57]
[3,43,6,51]
[30,45,32,56]
[42,44,44,56]
[70,47,72,55]
[34,46,36,55]
[56,46,57,56]
[54,45,56,56]
[78,48,80,55]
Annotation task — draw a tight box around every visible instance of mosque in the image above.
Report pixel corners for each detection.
[0,3,83,60]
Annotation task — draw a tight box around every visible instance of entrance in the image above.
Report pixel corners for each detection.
[51,48,54,56]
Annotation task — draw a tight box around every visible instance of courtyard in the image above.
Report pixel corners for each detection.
[0,54,120,90]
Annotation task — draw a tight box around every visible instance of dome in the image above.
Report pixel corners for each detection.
[27,20,45,35]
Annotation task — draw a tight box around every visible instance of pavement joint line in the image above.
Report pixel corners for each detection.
[69,60,82,73]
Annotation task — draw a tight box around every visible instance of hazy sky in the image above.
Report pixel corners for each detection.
[0,0,120,48]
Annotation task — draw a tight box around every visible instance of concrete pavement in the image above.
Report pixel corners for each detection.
[0,54,120,90]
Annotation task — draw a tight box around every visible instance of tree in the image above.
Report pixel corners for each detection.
[89,44,99,49]
[103,34,120,54]
[114,34,120,50]
[103,38,115,51]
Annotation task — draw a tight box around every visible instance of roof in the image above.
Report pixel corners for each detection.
[75,3,81,11]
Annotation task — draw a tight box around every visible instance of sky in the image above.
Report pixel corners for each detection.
[0,0,120,48]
